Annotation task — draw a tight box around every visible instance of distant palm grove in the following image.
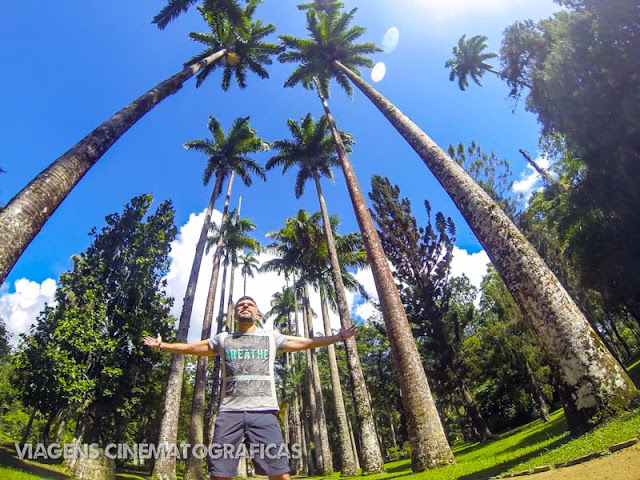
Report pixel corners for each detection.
[0,1,639,480]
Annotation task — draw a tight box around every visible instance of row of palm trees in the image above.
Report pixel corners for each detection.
[1,0,637,477]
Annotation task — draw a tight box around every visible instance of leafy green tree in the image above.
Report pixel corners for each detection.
[13,195,176,473]
[447,141,521,220]
[268,113,377,474]
[458,1,640,328]
[279,8,454,470]
[369,175,493,442]
[0,316,9,360]
[462,266,555,431]
[0,1,279,288]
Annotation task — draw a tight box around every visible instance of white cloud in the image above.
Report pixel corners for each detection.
[371,62,387,82]
[382,27,400,52]
[164,208,226,343]
[0,278,57,343]
[450,246,490,291]
[513,155,551,200]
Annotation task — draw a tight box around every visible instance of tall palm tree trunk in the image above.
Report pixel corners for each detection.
[305,286,334,475]
[313,171,384,473]
[318,283,357,476]
[300,391,315,476]
[184,174,234,480]
[301,290,325,474]
[152,174,222,480]
[335,61,639,433]
[314,81,454,471]
[225,261,236,331]
[347,414,361,471]
[0,49,227,287]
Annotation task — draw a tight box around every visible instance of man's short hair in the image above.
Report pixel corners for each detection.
[235,296,257,307]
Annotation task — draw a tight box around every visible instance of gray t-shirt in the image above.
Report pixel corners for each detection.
[208,329,288,412]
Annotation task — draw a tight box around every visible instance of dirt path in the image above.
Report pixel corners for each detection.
[527,442,640,480]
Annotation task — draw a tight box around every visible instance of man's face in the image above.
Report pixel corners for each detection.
[235,299,258,323]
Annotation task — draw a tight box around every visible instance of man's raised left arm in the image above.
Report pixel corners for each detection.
[282,325,358,352]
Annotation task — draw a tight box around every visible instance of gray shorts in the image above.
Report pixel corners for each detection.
[207,411,290,478]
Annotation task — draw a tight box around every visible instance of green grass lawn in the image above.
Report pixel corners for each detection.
[2,357,639,480]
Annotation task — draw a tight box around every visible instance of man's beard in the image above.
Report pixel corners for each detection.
[237,311,254,322]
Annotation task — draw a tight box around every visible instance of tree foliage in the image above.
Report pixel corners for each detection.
[13,195,177,446]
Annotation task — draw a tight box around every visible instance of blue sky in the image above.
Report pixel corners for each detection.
[0,0,560,340]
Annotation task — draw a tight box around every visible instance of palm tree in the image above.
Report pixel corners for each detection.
[267,113,381,474]
[172,117,266,480]
[445,34,531,91]
[152,0,246,31]
[445,35,499,90]
[261,212,334,475]
[239,251,259,296]
[215,211,261,331]
[279,9,454,471]
[283,7,639,435]
[297,0,343,12]
[0,2,280,288]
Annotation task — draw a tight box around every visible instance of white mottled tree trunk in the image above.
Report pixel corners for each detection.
[336,60,638,434]
[319,283,358,476]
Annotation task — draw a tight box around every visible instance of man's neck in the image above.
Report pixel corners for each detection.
[237,320,257,334]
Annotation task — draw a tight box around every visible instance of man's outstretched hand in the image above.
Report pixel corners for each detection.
[144,333,163,349]
[339,325,358,340]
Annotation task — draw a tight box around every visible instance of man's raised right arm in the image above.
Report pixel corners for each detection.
[144,334,216,357]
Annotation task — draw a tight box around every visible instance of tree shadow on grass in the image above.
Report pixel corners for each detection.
[456,436,570,480]
[383,459,412,474]
[498,414,568,455]
[386,436,571,480]
[0,440,69,480]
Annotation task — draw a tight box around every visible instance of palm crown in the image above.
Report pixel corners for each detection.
[186,2,283,89]
[240,251,259,277]
[297,0,344,12]
[152,0,248,31]
[184,116,267,192]
[207,209,260,266]
[445,34,499,91]
[278,7,381,98]
[267,113,353,198]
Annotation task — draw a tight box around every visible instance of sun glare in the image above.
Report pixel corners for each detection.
[371,62,387,82]
[382,27,400,52]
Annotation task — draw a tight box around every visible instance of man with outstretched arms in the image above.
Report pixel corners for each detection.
[144,295,357,480]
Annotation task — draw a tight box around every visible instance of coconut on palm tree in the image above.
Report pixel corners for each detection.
[177,117,266,480]
[0,1,280,288]
[267,113,381,475]
[282,6,638,436]
[279,9,454,471]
